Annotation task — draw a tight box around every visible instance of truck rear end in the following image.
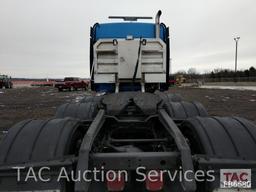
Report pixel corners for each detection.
[90,11,170,93]
[0,11,255,192]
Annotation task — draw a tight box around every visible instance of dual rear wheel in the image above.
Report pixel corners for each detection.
[0,92,256,191]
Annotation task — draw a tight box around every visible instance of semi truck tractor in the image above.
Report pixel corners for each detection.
[0,11,255,192]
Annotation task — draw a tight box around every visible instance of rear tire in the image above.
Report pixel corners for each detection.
[180,117,256,191]
[180,116,256,159]
[166,93,184,102]
[80,95,102,104]
[155,91,184,102]
[69,86,74,92]
[55,102,98,120]
[4,84,9,89]
[0,118,84,192]
[164,101,208,120]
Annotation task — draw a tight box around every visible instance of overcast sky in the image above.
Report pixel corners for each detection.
[0,0,255,78]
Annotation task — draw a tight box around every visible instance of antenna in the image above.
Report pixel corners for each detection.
[108,16,152,21]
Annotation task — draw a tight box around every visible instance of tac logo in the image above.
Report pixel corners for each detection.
[220,169,251,189]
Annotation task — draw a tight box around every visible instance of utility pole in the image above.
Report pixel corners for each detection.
[234,37,240,72]
[234,37,240,82]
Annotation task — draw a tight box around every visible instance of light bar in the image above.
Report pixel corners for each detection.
[108,16,152,21]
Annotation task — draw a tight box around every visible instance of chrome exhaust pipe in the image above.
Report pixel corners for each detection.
[155,10,162,38]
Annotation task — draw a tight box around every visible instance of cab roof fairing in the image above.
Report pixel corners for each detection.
[90,22,168,42]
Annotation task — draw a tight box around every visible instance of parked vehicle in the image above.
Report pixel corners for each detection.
[0,75,13,89]
[54,77,88,91]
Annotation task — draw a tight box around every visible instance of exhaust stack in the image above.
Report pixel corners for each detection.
[155,10,162,38]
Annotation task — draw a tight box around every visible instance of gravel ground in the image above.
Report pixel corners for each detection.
[0,86,255,140]
[0,87,91,131]
[169,87,256,124]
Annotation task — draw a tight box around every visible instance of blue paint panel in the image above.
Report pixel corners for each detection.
[94,83,142,93]
[94,83,115,93]
[94,23,166,41]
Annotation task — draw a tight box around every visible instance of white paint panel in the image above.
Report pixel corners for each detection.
[145,73,166,83]
[93,38,167,84]
[118,40,141,79]
[94,74,115,83]
[96,65,118,73]
[213,189,256,192]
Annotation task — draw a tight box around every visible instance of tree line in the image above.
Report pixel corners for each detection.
[173,66,256,80]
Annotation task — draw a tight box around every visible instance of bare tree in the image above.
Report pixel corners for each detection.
[187,68,197,75]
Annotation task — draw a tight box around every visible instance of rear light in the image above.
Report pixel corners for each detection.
[145,170,163,191]
[106,171,125,191]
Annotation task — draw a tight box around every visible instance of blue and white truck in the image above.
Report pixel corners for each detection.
[90,11,170,93]
[0,11,255,192]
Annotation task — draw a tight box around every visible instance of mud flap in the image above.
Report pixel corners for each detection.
[181,117,256,190]
[0,118,84,191]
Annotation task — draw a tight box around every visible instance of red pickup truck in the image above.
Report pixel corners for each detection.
[55,77,88,92]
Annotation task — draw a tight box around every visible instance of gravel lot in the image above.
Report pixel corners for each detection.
[0,87,90,131]
[170,87,256,124]
[0,86,255,138]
